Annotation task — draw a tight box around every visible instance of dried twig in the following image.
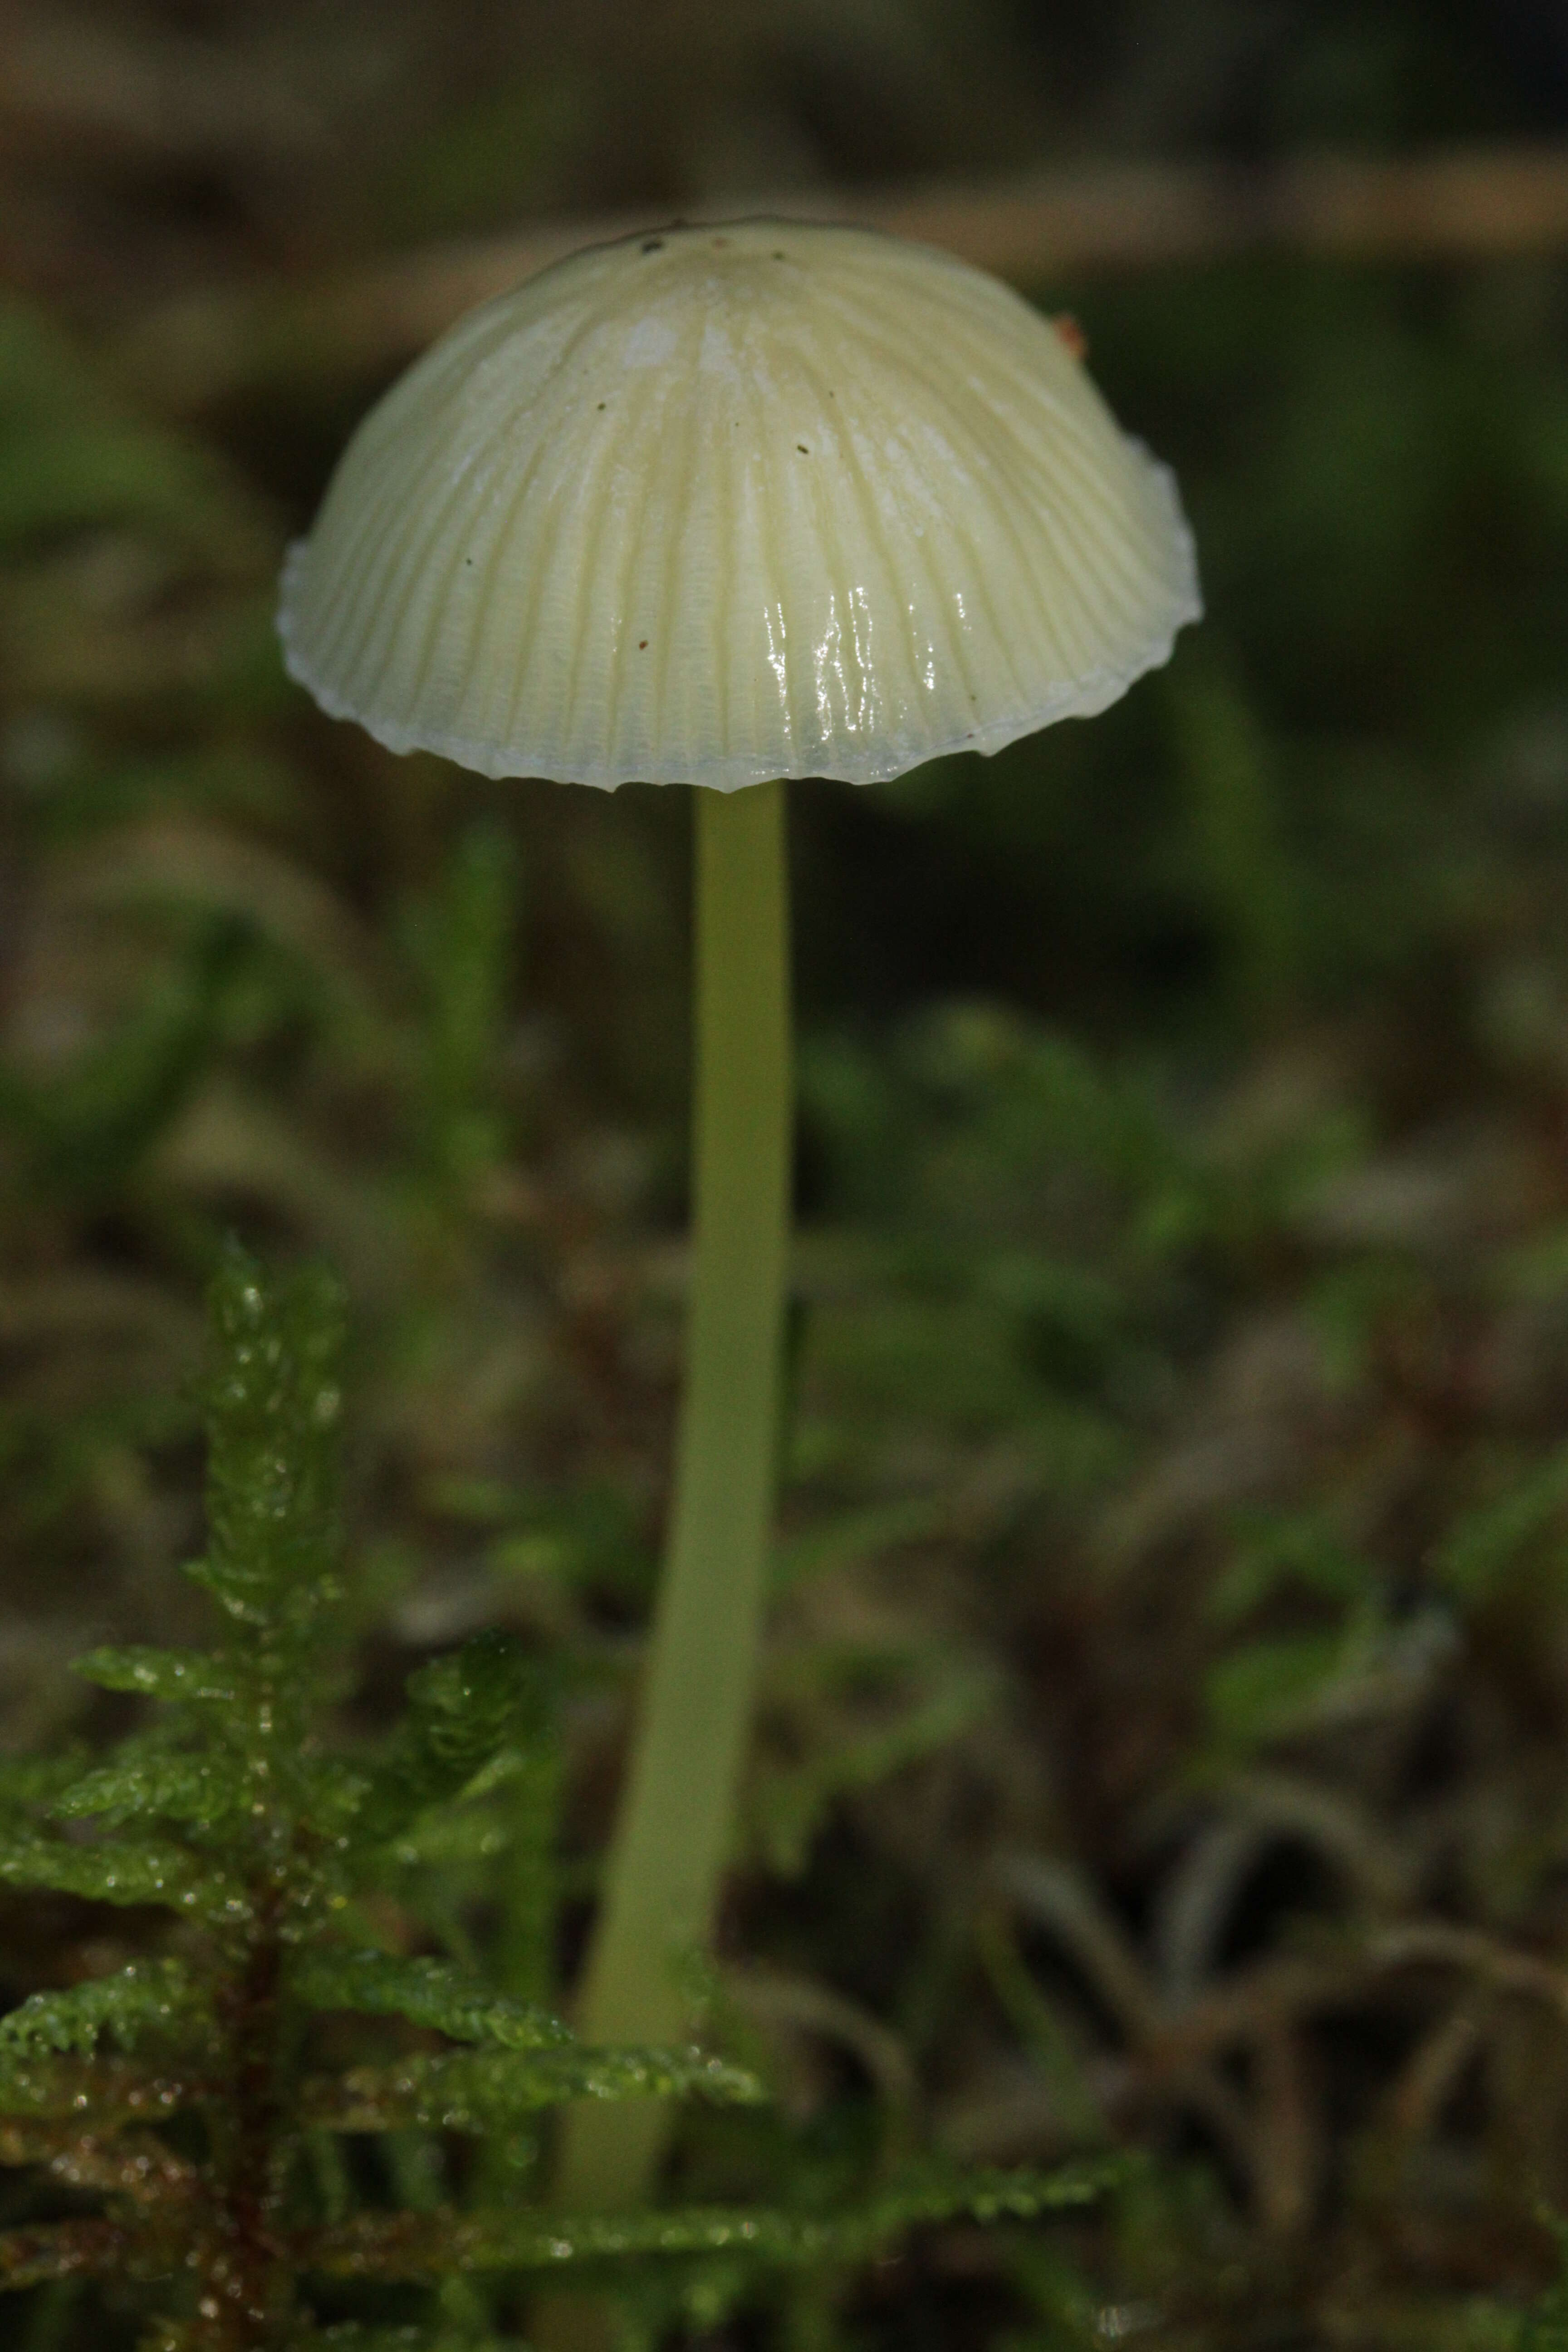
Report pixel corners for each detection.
[1142,1926,1568,2077]
[1251,2025,1319,2239]
[999,1855,1259,2185]
[1367,1923,1568,2020]
[725,1962,919,2144]
[1002,1838,1568,2242]
[1382,2001,1487,2147]
[114,142,1568,421]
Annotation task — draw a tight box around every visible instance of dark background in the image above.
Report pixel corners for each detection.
[5,3,1568,2343]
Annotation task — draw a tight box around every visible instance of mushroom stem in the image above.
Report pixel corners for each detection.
[558,777,792,2210]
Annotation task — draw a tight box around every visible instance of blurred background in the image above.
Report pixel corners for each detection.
[6,2,1568,2344]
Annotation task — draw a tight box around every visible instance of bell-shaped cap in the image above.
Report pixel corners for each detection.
[279,219,1200,791]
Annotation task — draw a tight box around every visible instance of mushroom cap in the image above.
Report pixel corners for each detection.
[279,219,1200,791]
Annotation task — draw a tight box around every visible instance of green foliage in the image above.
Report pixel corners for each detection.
[311,2044,765,2135]
[0,919,250,1205]
[1198,1509,1401,1758]
[358,1634,546,1844]
[0,1961,200,2066]
[0,1255,1100,2350]
[192,1251,345,1637]
[403,818,519,1198]
[1471,2214,1568,2351]
[289,1951,568,2052]
[751,1641,995,1879]
[1431,1446,1568,1604]
[297,2159,1113,2278]
[77,1651,241,1705]
[0,306,259,560]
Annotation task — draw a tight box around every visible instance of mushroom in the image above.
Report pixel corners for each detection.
[277,217,1200,2214]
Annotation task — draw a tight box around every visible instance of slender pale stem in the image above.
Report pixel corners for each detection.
[554,778,791,2210]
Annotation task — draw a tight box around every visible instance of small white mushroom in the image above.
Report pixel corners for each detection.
[278,217,1200,2243]
[279,218,1199,792]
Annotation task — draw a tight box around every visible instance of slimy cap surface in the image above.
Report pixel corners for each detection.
[279,219,1201,789]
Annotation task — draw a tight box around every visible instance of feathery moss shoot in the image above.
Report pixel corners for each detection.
[0,1251,1110,2350]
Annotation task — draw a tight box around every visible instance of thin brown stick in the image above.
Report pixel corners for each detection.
[725,1963,919,2144]
[1250,2026,1319,2239]
[1144,1924,1568,2076]
[1383,2000,1485,2145]
[999,1856,1259,2185]
[114,142,1568,420]
[1366,1922,1568,2020]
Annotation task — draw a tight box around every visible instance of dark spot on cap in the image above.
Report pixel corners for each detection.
[797,443,809,454]
[641,237,664,254]
[772,250,785,261]
[597,401,606,410]
[638,639,648,650]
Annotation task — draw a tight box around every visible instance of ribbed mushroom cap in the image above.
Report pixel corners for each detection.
[279,219,1200,791]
